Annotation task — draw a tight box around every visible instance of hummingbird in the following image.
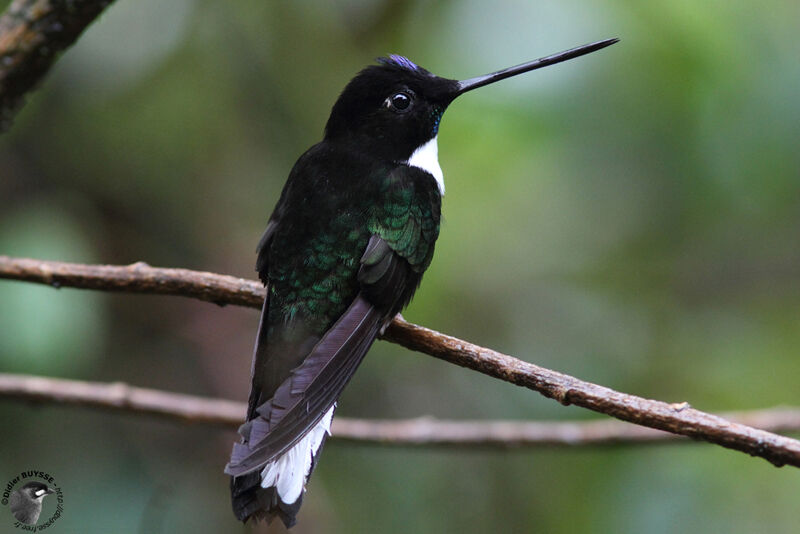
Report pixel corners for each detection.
[225,38,618,527]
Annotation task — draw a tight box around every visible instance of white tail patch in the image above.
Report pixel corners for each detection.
[260,404,335,504]
[407,136,444,195]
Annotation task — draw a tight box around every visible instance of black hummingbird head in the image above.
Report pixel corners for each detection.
[324,38,618,162]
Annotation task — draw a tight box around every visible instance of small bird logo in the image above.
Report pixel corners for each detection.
[9,481,55,525]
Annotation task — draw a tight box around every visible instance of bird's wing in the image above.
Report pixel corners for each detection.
[361,169,441,313]
[227,169,440,478]
[226,290,384,476]
[254,219,278,283]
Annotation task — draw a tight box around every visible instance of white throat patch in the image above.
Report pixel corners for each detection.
[407,136,444,195]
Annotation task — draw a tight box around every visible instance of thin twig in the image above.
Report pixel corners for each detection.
[1,255,800,466]
[3,373,799,448]
[0,0,116,129]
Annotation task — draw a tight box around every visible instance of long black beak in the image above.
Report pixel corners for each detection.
[456,38,619,96]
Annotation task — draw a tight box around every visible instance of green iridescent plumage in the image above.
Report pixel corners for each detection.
[368,169,439,273]
[269,236,366,333]
[264,161,440,339]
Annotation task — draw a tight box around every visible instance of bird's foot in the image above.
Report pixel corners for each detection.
[379,313,404,336]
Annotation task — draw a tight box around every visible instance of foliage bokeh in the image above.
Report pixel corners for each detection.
[1,0,799,532]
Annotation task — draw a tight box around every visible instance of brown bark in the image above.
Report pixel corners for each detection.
[3,373,799,448]
[0,0,116,129]
[2,255,800,467]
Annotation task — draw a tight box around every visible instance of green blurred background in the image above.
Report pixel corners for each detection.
[2,0,799,532]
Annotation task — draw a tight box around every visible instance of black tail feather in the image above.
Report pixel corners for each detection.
[231,472,303,528]
[231,429,333,528]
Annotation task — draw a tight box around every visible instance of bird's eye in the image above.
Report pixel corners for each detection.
[386,91,413,113]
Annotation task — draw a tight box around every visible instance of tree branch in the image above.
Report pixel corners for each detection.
[0,256,265,307]
[2,255,800,466]
[0,0,116,130]
[3,373,799,448]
